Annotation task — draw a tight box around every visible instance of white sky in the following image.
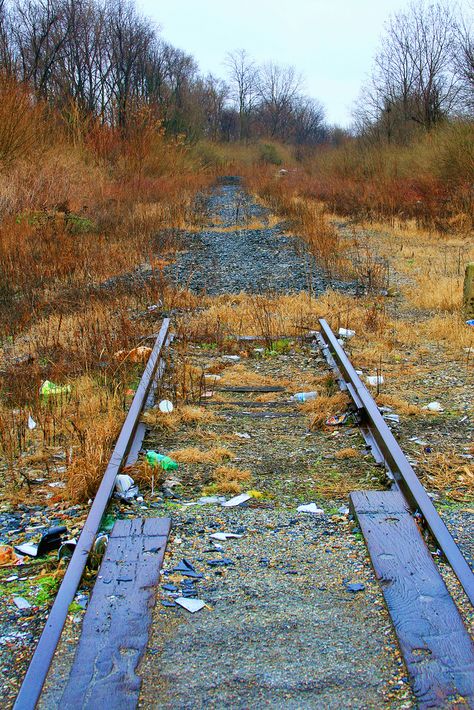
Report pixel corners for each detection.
[138,0,473,127]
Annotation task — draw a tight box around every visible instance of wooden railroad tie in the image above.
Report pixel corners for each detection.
[60,518,171,709]
[350,490,474,710]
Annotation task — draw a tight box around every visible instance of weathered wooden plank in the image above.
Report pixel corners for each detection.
[60,517,171,710]
[350,490,474,709]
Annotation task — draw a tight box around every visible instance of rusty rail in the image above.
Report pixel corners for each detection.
[14,318,170,709]
[317,318,474,607]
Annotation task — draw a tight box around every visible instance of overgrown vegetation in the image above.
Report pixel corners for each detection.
[0,0,472,503]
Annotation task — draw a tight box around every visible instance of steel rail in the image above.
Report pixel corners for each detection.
[318,318,474,607]
[14,318,170,710]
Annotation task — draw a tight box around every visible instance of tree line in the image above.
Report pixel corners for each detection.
[356,0,473,143]
[0,0,472,147]
[0,0,326,144]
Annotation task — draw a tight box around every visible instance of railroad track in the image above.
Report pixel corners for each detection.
[14,317,474,709]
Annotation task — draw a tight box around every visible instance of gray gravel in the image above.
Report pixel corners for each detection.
[164,181,352,296]
[139,507,413,709]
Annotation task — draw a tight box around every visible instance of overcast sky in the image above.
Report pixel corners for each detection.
[138,0,472,127]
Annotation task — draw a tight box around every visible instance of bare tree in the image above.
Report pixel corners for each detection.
[360,1,463,139]
[225,49,257,140]
[453,6,474,112]
[0,0,12,69]
[12,0,71,99]
[256,62,303,138]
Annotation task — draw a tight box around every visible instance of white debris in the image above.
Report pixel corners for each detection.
[366,375,384,386]
[159,399,174,413]
[384,413,400,423]
[338,328,355,339]
[222,493,252,507]
[175,597,205,613]
[48,481,66,488]
[235,432,251,439]
[27,415,37,430]
[338,506,350,515]
[422,401,444,412]
[297,503,325,514]
[222,355,240,362]
[210,533,243,541]
[13,597,31,610]
[115,474,135,493]
[197,496,226,505]
[204,374,221,382]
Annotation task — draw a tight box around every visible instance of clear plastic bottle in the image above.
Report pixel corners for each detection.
[291,391,318,403]
[146,450,179,470]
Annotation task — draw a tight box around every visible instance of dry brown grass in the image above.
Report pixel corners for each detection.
[418,450,474,501]
[300,392,349,430]
[375,394,420,416]
[211,465,252,494]
[334,448,359,460]
[219,364,282,388]
[168,446,235,464]
[141,405,218,431]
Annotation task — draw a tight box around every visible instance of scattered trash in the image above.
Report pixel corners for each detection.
[115,474,135,493]
[162,583,178,592]
[58,539,77,561]
[297,503,324,514]
[146,451,179,471]
[222,355,240,362]
[247,489,263,499]
[207,558,234,567]
[291,391,318,403]
[40,380,71,398]
[158,399,174,414]
[161,599,176,607]
[201,391,215,398]
[114,474,139,501]
[13,597,31,610]
[345,582,365,593]
[0,546,21,567]
[326,413,349,426]
[197,496,226,505]
[338,328,355,339]
[366,375,384,386]
[204,374,221,382]
[222,493,252,507]
[175,597,205,613]
[409,437,428,446]
[15,526,68,558]
[27,415,36,430]
[383,413,400,423]
[422,401,444,412]
[48,481,66,488]
[466,319,474,327]
[235,432,251,439]
[173,559,203,579]
[210,533,242,541]
[338,506,350,515]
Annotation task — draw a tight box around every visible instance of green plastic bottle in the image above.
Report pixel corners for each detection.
[146,450,179,471]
